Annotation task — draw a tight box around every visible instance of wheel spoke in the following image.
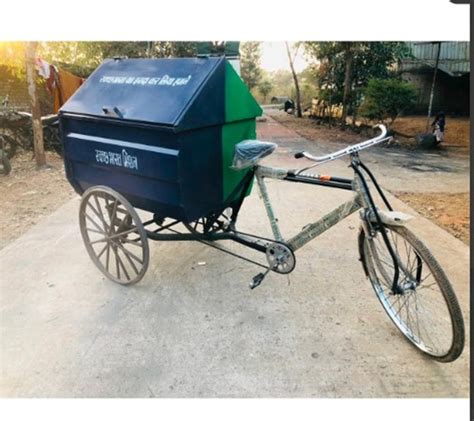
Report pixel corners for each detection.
[83,210,106,234]
[116,241,143,265]
[80,187,149,286]
[93,194,110,232]
[87,227,105,235]
[114,245,120,279]
[89,237,107,245]
[115,247,130,281]
[86,200,105,228]
[116,242,140,274]
[107,226,138,241]
[97,243,108,259]
[362,225,460,359]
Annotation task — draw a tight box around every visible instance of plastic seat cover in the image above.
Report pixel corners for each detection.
[231,140,277,169]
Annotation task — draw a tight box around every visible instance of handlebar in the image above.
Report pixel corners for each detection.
[294,124,391,174]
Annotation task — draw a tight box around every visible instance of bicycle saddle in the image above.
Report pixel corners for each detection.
[231,140,277,169]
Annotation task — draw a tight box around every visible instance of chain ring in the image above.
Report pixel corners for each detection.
[265,242,296,274]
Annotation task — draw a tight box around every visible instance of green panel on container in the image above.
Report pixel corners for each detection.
[221,60,262,202]
[224,61,262,123]
[221,120,256,200]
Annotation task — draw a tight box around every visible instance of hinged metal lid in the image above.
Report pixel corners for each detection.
[60,56,226,130]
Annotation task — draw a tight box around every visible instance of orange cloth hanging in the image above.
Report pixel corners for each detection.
[53,68,84,112]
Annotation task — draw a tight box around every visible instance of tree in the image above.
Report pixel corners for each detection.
[285,42,302,118]
[38,42,197,77]
[303,42,411,125]
[341,42,354,127]
[25,42,46,168]
[257,79,273,104]
[358,78,417,125]
[240,42,262,90]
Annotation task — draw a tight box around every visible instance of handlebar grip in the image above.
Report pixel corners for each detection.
[294,152,305,159]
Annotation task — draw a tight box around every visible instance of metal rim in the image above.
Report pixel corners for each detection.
[364,227,454,358]
[79,185,149,285]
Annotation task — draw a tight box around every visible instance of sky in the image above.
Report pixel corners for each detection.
[260,42,310,73]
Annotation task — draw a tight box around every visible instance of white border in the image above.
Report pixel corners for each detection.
[0,398,469,421]
[0,0,470,419]
[1,0,470,41]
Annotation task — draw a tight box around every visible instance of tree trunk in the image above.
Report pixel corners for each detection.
[341,42,354,128]
[426,41,441,132]
[285,42,302,118]
[25,42,46,168]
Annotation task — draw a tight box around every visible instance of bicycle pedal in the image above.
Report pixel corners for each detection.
[249,273,265,290]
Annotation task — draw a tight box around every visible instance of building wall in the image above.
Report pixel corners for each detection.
[0,65,53,114]
[401,68,469,115]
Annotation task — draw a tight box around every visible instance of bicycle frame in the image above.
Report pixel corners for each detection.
[254,153,403,293]
[143,149,404,293]
[254,162,361,250]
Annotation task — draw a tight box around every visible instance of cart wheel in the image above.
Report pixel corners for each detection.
[79,186,149,285]
[184,209,232,234]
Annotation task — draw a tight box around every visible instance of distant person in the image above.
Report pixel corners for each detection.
[431,111,446,144]
[284,99,295,113]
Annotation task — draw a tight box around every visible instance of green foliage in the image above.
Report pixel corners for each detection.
[38,42,197,77]
[358,78,417,124]
[0,41,200,79]
[297,66,319,108]
[195,41,239,56]
[240,42,262,90]
[303,42,412,110]
[257,79,273,104]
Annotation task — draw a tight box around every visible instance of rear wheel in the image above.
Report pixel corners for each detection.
[79,186,149,285]
[183,209,233,235]
[359,225,464,362]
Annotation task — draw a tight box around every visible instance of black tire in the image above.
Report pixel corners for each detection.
[79,186,149,285]
[358,225,464,362]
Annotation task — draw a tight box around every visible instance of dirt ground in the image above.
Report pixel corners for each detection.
[0,151,75,250]
[393,192,469,245]
[271,112,470,152]
[271,112,470,245]
[392,116,470,149]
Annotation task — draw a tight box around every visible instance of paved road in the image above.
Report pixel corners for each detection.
[0,117,469,397]
[263,110,470,194]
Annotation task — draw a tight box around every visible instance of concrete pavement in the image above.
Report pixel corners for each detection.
[0,116,469,397]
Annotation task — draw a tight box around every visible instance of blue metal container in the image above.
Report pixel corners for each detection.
[60,56,262,222]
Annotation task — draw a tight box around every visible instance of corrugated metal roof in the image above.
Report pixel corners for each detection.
[401,42,470,76]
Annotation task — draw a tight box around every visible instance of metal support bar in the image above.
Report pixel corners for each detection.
[256,174,283,241]
[351,163,400,293]
[145,229,268,253]
[284,174,354,191]
[287,196,362,251]
[357,161,393,211]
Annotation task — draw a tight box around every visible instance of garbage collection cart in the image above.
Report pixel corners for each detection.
[58,60,466,363]
[60,56,269,284]
[60,56,262,223]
